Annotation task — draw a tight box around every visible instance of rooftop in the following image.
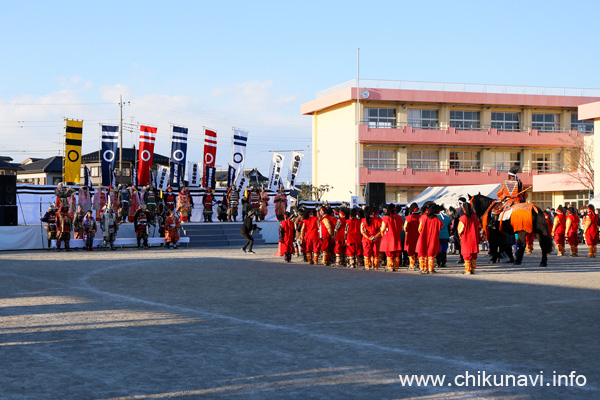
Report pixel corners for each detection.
[19,156,63,173]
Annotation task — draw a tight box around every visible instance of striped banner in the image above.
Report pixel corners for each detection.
[64,119,83,183]
[170,125,188,188]
[202,128,217,187]
[137,125,157,186]
[101,125,119,186]
[231,127,248,186]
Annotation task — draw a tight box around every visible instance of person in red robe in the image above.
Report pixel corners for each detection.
[403,203,421,270]
[300,209,319,265]
[345,208,362,268]
[551,205,567,256]
[458,202,481,274]
[566,206,580,257]
[333,208,348,266]
[164,210,182,249]
[416,204,443,274]
[360,207,382,269]
[582,204,599,258]
[279,212,295,263]
[379,203,404,271]
[259,187,270,221]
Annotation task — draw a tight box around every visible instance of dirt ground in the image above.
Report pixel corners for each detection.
[1,245,599,400]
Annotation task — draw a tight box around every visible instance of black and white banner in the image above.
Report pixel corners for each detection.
[170,125,188,188]
[268,152,285,191]
[188,161,202,187]
[231,127,248,186]
[156,165,170,192]
[227,165,236,188]
[205,165,216,190]
[101,125,119,187]
[286,151,304,189]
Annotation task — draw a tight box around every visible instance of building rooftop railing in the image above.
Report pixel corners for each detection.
[317,79,600,98]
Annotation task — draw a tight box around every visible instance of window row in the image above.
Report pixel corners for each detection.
[364,108,594,133]
[363,149,561,173]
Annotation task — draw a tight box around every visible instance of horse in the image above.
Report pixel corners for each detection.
[469,194,552,267]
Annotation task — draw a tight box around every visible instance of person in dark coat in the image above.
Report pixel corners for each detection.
[241,210,261,254]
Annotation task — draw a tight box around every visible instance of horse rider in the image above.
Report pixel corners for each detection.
[490,165,527,225]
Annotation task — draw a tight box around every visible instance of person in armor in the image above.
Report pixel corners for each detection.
[93,184,107,221]
[40,204,58,250]
[248,186,260,221]
[56,205,73,251]
[73,204,86,239]
[274,186,288,222]
[494,165,527,215]
[144,185,158,224]
[226,185,240,222]
[259,187,270,221]
[55,182,75,210]
[83,210,97,251]
[117,184,130,222]
[177,187,194,223]
[101,206,119,250]
[163,186,177,213]
[202,190,214,222]
[134,205,150,248]
[217,200,228,222]
[164,209,182,249]
[78,185,92,214]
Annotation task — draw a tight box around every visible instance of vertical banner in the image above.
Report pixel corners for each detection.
[170,125,188,188]
[236,174,249,198]
[137,125,157,186]
[205,165,216,190]
[150,169,157,188]
[286,151,304,189]
[132,166,138,187]
[202,128,217,187]
[268,152,285,191]
[101,125,119,187]
[156,165,170,191]
[231,127,248,185]
[188,161,202,187]
[64,119,83,183]
[83,166,91,188]
[226,165,236,187]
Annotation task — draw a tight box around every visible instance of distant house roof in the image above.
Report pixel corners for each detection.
[0,159,21,171]
[19,156,63,173]
[21,157,43,165]
[81,147,169,164]
[0,156,13,162]
[215,168,269,183]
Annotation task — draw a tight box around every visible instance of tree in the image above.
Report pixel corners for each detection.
[297,183,333,201]
[564,133,594,190]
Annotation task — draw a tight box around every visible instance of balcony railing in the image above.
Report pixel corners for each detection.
[360,120,589,134]
[361,164,565,174]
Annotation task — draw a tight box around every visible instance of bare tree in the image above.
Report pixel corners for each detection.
[297,183,333,201]
[564,133,594,189]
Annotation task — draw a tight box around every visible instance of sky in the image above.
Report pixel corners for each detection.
[1,0,600,184]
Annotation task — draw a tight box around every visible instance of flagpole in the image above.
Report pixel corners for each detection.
[119,95,123,185]
[356,47,360,201]
[98,123,102,187]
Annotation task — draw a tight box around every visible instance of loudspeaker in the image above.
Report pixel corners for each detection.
[365,182,386,207]
[0,175,17,206]
[0,205,18,226]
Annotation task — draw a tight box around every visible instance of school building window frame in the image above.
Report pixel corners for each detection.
[531,113,560,132]
[363,148,397,170]
[450,110,481,130]
[570,114,594,133]
[364,108,397,128]
[491,151,521,172]
[407,149,440,171]
[491,112,521,132]
[407,109,440,129]
[449,150,481,172]
[531,152,561,173]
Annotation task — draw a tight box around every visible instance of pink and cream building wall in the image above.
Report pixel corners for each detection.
[302,80,600,209]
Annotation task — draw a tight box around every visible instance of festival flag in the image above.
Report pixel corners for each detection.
[227,165,236,188]
[188,161,202,187]
[100,124,119,187]
[83,166,91,188]
[156,165,170,191]
[286,151,304,189]
[150,168,157,188]
[137,125,157,186]
[64,119,83,183]
[202,128,217,187]
[231,127,248,185]
[236,173,249,198]
[132,166,138,187]
[268,152,285,191]
[170,125,188,188]
[205,165,216,190]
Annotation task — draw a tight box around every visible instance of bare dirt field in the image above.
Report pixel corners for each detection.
[1,246,599,399]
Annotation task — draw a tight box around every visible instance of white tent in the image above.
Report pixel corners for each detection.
[410,184,501,208]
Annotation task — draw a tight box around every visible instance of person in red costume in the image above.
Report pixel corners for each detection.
[582,204,599,258]
[416,204,443,274]
[333,208,348,266]
[457,202,481,275]
[318,206,334,265]
[360,207,382,270]
[300,209,319,265]
[551,205,567,256]
[379,203,403,271]
[565,206,580,257]
[164,209,182,249]
[403,203,421,271]
[279,212,295,263]
[344,208,362,268]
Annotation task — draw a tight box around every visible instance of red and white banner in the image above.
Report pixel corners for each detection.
[202,128,217,187]
[137,125,157,186]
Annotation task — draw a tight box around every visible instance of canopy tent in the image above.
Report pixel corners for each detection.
[410,184,501,208]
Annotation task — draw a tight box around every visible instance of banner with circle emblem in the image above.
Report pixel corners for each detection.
[64,119,83,183]
[137,125,157,186]
[169,125,188,188]
[202,127,217,187]
[100,124,119,186]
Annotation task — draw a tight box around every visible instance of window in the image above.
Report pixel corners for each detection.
[532,113,559,132]
[450,111,480,130]
[407,109,439,129]
[364,108,396,128]
[571,114,594,134]
[531,152,560,173]
[532,192,553,210]
[492,112,520,131]
[407,150,440,171]
[90,166,100,177]
[563,190,591,210]
[363,149,397,170]
[449,151,480,171]
[492,152,521,172]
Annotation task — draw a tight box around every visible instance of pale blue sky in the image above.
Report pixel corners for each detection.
[1,0,599,183]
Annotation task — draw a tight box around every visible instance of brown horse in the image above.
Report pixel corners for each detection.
[469,194,552,267]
